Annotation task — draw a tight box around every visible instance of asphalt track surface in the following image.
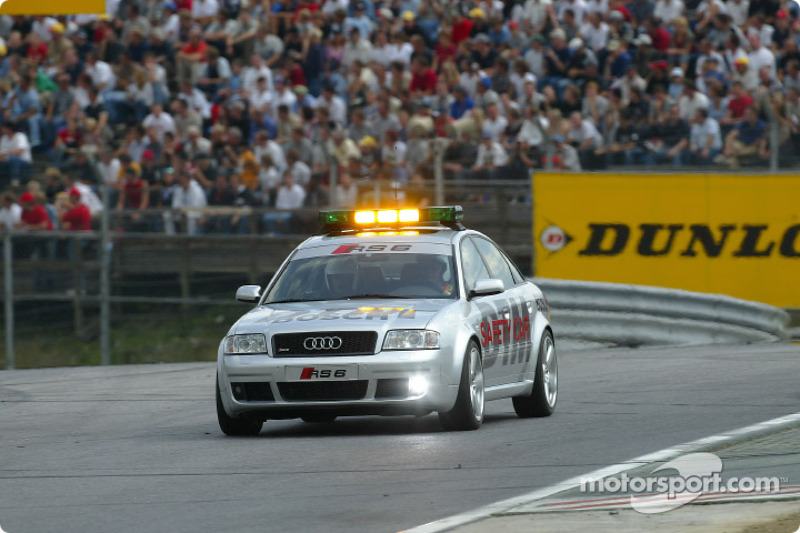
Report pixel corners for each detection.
[1,343,799,533]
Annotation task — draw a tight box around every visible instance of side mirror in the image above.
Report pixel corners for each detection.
[468,279,505,300]
[236,285,262,303]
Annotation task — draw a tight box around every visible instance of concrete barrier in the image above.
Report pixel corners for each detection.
[532,278,791,347]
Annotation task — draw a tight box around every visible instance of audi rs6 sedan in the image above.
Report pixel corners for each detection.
[216,206,557,435]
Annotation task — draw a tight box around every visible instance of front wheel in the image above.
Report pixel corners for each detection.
[438,340,484,431]
[513,330,558,417]
[217,375,264,436]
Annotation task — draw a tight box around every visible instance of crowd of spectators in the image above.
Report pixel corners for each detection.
[0,0,798,236]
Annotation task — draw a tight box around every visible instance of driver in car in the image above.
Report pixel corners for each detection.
[415,255,454,296]
[325,258,360,298]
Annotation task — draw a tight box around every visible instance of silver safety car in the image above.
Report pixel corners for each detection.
[216,206,557,435]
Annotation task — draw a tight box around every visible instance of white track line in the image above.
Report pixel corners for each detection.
[401,411,800,533]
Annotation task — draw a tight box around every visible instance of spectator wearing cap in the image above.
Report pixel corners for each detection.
[694,38,724,78]
[60,188,92,231]
[645,17,671,53]
[473,131,509,180]
[721,106,769,168]
[474,75,500,109]
[607,10,635,43]
[688,108,723,165]
[47,22,73,66]
[646,104,689,166]
[523,34,545,80]
[678,79,710,121]
[731,56,758,92]
[772,10,791,49]
[697,57,726,94]
[470,33,498,74]
[0,122,32,185]
[565,37,598,85]
[667,67,685,101]
[16,191,53,231]
[458,61,484,98]
[548,133,582,170]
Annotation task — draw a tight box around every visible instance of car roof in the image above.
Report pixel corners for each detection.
[298,227,472,250]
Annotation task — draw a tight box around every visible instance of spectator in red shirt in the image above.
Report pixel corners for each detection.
[60,189,92,231]
[176,28,209,83]
[410,57,438,96]
[25,32,48,65]
[17,192,53,231]
[721,81,754,126]
[451,12,473,45]
[646,17,671,52]
[433,32,457,71]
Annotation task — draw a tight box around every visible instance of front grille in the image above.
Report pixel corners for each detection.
[375,379,409,399]
[231,382,275,402]
[278,381,368,401]
[272,331,378,357]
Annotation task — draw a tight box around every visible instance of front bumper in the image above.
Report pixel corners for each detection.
[218,349,459,419]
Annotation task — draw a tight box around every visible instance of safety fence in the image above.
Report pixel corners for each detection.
[534,278,791,348]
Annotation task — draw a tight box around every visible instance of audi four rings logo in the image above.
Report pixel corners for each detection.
[304,336,343,350]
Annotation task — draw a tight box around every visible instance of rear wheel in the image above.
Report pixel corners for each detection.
[217,375,264,436]
[301,413,338,423]
[513,330,558,418]
[438,340,484,431]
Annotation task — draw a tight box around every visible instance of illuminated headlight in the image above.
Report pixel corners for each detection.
[224,334,268,354]
[383,330,440,350]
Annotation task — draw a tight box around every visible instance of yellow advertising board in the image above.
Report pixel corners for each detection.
[0,0,104,15]
[533,172,800,308]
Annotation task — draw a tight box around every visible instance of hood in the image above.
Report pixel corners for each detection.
[232,299,453,335]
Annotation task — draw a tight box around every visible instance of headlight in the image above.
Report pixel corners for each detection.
[224,334,268,355]
[383,330,440,350]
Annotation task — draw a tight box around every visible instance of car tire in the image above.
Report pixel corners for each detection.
[217,375,264,436]
[438,340,484,431]
[513,330,557,418]
[301,413,338,423]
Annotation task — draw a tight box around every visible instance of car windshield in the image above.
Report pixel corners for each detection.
[264,252,458,303]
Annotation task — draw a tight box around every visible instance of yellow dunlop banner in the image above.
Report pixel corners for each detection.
[0,0,104,15]
[533,172,800,307]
